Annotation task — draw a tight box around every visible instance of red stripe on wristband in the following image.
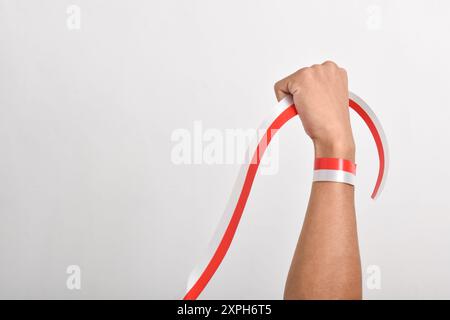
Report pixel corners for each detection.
[314,158,357,174]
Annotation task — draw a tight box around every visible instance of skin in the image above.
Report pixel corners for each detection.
[274,61,362,300]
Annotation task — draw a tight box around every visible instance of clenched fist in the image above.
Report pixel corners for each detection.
[274,61,355,161]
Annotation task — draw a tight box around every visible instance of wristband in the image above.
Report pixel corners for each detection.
[313,158,357,186]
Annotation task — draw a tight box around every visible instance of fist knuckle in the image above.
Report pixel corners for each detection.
[339,68,348,77]
[323,60,338,68]
[300,67,314,79]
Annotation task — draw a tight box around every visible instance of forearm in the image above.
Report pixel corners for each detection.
[284,144,361,299]
[275,61,362,300]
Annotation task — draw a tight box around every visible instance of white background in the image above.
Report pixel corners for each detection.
[1,0,449,299]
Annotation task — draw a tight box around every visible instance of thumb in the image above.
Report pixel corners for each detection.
[274,78,291,102]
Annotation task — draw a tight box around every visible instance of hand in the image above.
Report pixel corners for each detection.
[274,61,355,161]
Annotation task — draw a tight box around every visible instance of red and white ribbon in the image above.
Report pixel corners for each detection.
[313,158,357,186]
[184,92,389,300]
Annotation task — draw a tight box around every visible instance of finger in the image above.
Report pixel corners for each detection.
[274,78,291,102]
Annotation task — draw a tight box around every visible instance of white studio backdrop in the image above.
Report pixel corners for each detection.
[0,0,449,299]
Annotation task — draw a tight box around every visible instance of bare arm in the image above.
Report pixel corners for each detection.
[275,61,362,299]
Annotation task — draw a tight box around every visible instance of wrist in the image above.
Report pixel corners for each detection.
[313,138,355,162]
